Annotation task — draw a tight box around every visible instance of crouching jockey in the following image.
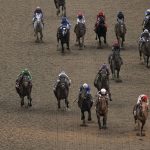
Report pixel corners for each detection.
[59,16,71,30]
[94,11,107,33]
[79,83,91,95]
[117,11,125,23]
[134,94,149,116]
[76,12,85,24]
[108,41,123,64]
[96,88,109,106]
[16,68,32,88]
[53,71,71,92]
[139,29,150,47]
[143,9,150,31]
[32,6,44,25]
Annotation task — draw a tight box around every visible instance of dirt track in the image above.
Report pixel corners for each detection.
[0,0,150,150]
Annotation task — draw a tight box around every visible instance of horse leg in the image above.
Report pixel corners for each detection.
[141,121,146,136]
[146,56,149,68]
[21,97,24,107]
[61,42,64,53]
[104,33,106,44]
[103,114,107,129]
[57,99,61,109]
[97,114,101,129]
[81,111,86,126]
[40,31,43,42]
[27,95,32,107]
[57,8,60,16]
[117,69,120,79]
[67,41,70,50]
[65,98,69,108]
[88,110,92,121]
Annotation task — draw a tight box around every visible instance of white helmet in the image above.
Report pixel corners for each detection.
[83,83,88,88]
[36,6,41,9]
[100,88,106,95]
[144,29,149,33]
[59,71,66,77]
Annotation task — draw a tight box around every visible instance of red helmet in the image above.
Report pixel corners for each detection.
[113,41,119,47]
[141,95,148,102]
[78,12,83,16]
[99,11,104,16]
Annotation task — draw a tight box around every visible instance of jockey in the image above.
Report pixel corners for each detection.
[60,16,71,30]
[96,88,109,105]
[32,6,44,24]
[117,11,124,23]
[94,10,107,32]
[16,69,32,87]
[53,71,71,91]
[79,83,91,95]
[134,94,149,115]
[76,12,85,24]
[108,41,123,65]
[143,9,150,30]
[99,63,110,78]
[139,29,150,47]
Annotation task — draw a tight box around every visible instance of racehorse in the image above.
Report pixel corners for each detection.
[16,76,32,107]
[33,13,43,42]
[74,22,86,49]
[95,93,108,129]
[95,19,107,48]
[78,87,93,126]
[139,38,150,68]
[54,0,66,16]
[133,102,148,136]
[109,50,123,81]
[54,76,69,109]
[57,26,70,53]
[94,69,112,101]
[115,21,126,48]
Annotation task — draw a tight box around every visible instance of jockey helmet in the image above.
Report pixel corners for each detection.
[23,68,28,73]
[113,41,120,48]
[145,9,150,16]
[101,63,107,69]
[59,71,66,76]
[99,11,104,16]
[36,6,41,10]
[78,12,83,16]
[118,11,123,15]
[144,29,149,33]
[100,88,106,95]
[141,95,148,102]
[83,83,88,89]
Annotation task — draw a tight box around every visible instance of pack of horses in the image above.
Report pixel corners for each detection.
[18,0,148,136]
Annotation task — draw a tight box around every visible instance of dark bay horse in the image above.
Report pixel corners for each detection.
[54,76,69,109]
[54,0,66,16]
[94,69,112,101]
[139,38,150,68]
[95,20,107,48]
[57,26,70,53]
[133,102,148,136]
[78,87,93,126]
[33,13,43,42]
[74,22,86,49]
[16,76,32,107]
[95,93,108,129]
[109,50,123,81]
[115,21,126,48]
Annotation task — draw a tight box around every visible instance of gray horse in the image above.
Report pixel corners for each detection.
[33,13,43,42]
[115,21,126,48]
[139,38,150,68]
[54,0,66,16]
[74,22,86,49]
[109,50,123,81]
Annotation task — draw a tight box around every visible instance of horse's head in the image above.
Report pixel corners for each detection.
[80,87,87,100]
[22,75,30,88]
[143,38,150,49]
[58,76,68,90]
[35,13,42,24]
[61,26,68,37]
[97,95,108,112]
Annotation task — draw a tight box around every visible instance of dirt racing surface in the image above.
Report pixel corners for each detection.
[0,0,150,150]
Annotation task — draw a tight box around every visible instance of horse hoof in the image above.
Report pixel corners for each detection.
[28,103,32,107]
[141,133,145,136]
[88,118,92,121]
[102,126,108,129]
[136,133,140,136]
[80,124,88,127]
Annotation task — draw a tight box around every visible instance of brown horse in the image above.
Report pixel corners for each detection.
[133,102,148,136]
[54,0,66,16]
[95,93,108,129]
[115,21,126,48]
[74,22,86,49]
